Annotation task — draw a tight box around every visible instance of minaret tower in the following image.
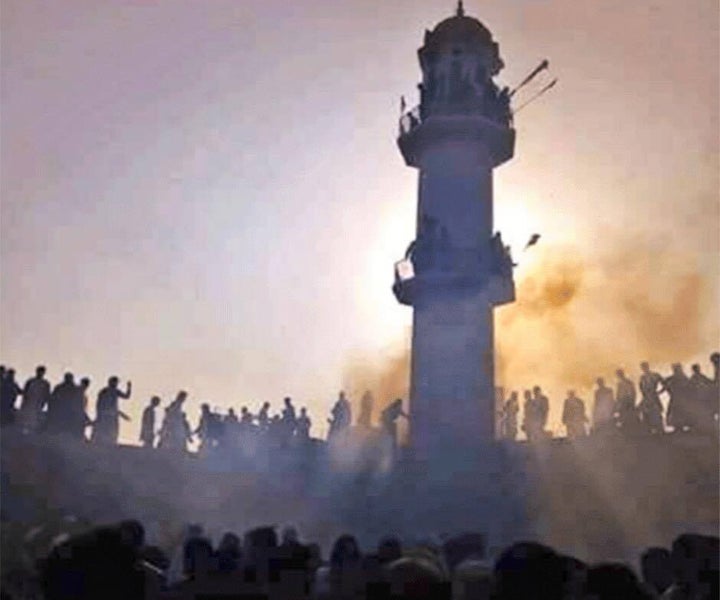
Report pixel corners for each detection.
[393,2,516,462]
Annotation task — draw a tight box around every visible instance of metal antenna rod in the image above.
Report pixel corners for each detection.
[509,59,549,98]
[513,78,557,115]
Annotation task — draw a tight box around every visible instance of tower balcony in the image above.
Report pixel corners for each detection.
[398,104,515,168]
[392,247,515,307]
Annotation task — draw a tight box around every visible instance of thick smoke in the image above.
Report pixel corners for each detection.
[343,238,718,436]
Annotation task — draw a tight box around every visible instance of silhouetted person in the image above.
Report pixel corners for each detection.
[20,365,50,433]
[358,390,374,429]
[1,368,21,426]
[243,526,279,590]
[593,377,615,434]
[140,396,160,448]
[500,391,519,440]
[40,522,145,600]
[216,531,242,574]
[240,406,254,426]
[562,390,587,439]
[615,369,639,434]
[640,546,673,596]
[665,364,693,432]
[689,364,715,434]
[296,407,311,441]
[663,533,718,600]
[381,398,408,458]
[328,391,352,440]
[195,403,219,455]
[639,361,666,434]
[532,386,549,436]
[277,526,311,596]
[239,406,254,446]
[711,352,720,424]
[327,534,364,600]
[492,541,566,600]
[159,391,192,451]
[257,401,271,432]
[522,390,540,441]
[282,396,297,441]
[92,376,131,444]
[46,372,77,435]
[223,408,240,449]
[584,563,655,600]
[68,377,90,440]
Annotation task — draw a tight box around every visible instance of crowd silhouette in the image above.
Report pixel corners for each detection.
[1,515,717,599]
[2,352,718,455]
[499,353,719,441]
[0,365,411,459]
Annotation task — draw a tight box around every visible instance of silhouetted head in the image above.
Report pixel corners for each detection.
[640,361,650,373]
[443,533,486,571]
[300,407,307,416]
[262,401,270,409]
[118,520,145,549]
[691,364,701,375]
[523,390,531,400]
[228,408,236,415]
[493,541,565,600]
[640,546,673,595]
[710,352,720,366]
[672,363,683,375]
[183,536,214,579]
[0,366,5,378]
[244,526,278,564]
[509,391,518,400]
[585,562,654,599]
[377,536,402,565]
[63,372,73,384]
[281,526,298,545]
[568,390,576,399]
[532,386,541,396]
[80,377,90,389]
[330,534,361,569]
[339,391,346,401]
[454,558,492,600]
[671,533,719,592]
[200,403,210,413]
[385,556,448,600]
[241,406,249,414]
[150,396,160,407]
[108,376,119,388]
[284,396,292,406]
[559,554,588,600]
[176,391,188,403]
[36,365,46,377]
[616,369,625,379]
[217,532,241,573]
[597,377,605,387]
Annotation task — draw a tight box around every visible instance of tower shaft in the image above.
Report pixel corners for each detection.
[392,9,516,462]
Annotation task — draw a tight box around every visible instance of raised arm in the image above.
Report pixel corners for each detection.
[120,381,132,399]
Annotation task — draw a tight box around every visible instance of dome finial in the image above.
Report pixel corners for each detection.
[456,0,465,16]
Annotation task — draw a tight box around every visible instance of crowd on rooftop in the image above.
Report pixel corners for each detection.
[0,365,409,456]
[498,352,719,441]
[1,352,717,456]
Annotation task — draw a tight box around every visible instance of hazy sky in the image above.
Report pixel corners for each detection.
[2,0,718,441]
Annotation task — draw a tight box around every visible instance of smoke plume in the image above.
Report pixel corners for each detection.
[343,237,719,436]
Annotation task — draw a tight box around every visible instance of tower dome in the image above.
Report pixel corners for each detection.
[415,3,505,117]
[424,12,493,51]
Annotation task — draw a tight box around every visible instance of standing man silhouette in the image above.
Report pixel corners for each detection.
[92,376,131,444]
[140,396,161,448]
